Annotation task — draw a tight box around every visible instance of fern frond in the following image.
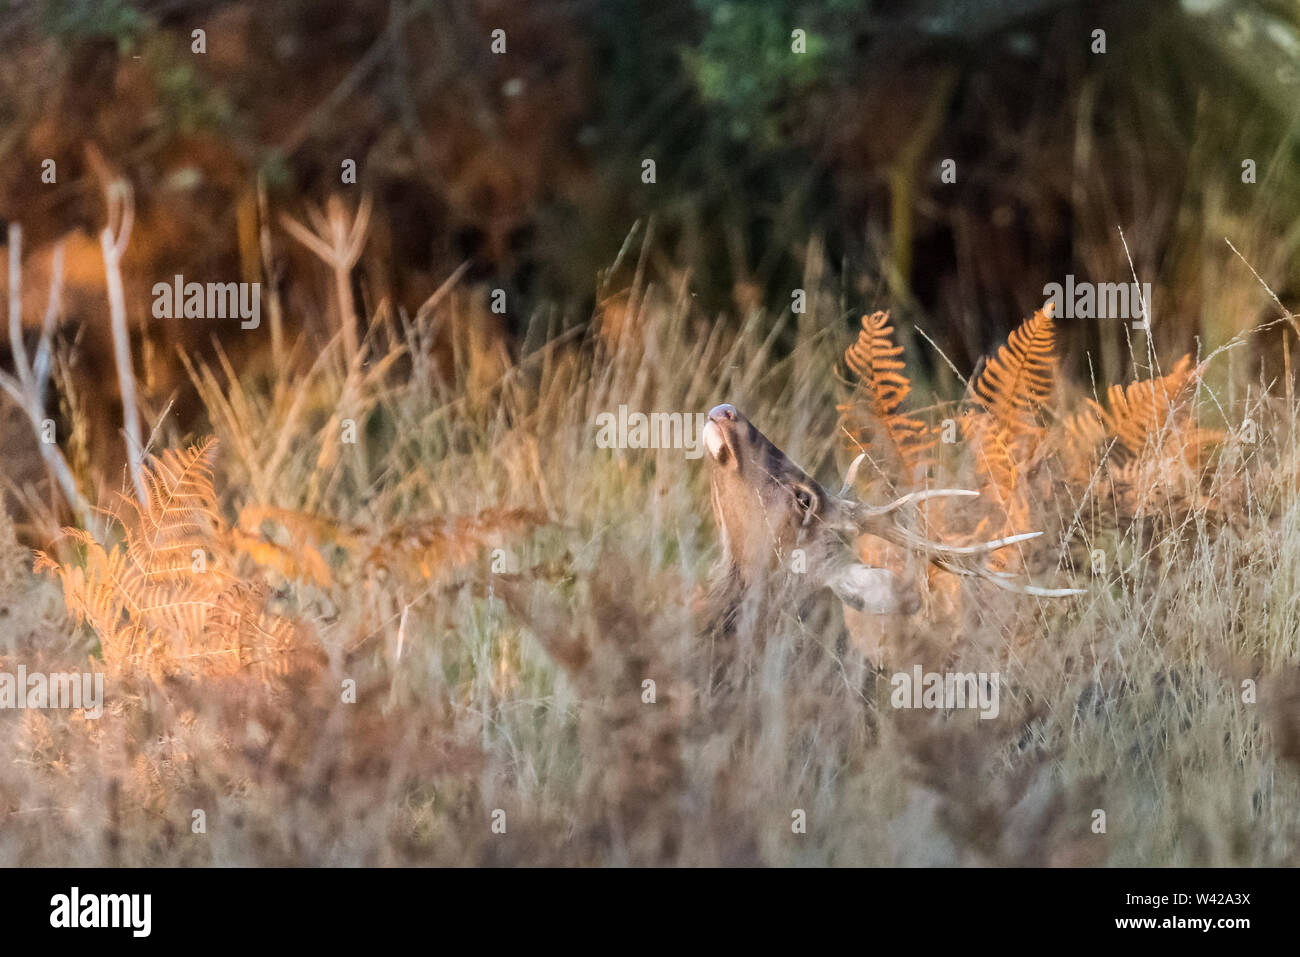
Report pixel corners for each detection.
[959,307,1057,542]
[972,306,1056,440]
[1102,355,1203,456]
[121,438,223,580]
[366,507,548,585]
[198,582,325,678]
[37,532,140,657]
[231,505,358,586]
[236,505,362,550]
[1056,356,1221,519]
[230,529,334,587]
[1064,401,1108,452]
[960,410,1029,530]
[1059,400,1111,485]
[35,438,320,680]
[836,311,934,480]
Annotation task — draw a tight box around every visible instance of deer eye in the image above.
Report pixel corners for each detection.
[791,484,820,524]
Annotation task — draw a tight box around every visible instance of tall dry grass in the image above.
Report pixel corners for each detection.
[0,238,1297,866]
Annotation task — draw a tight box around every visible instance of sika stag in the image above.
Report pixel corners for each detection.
[700,403,1079,655]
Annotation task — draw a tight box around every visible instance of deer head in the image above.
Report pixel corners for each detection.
[702,403,911,616]
[701,403,1080,629]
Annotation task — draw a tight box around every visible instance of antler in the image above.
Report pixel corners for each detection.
[847,487,1085,598]
[838,453,990,517]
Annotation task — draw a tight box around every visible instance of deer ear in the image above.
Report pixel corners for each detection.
[830,563,916,615]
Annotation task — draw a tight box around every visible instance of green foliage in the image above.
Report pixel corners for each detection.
[142,36,235,135]
[686,0,864,144]
[41,0,150,51]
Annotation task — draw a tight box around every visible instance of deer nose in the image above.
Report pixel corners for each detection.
[708,404,738,423]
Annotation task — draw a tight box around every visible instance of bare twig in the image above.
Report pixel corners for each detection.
[100,179,147,507]
[281,194,373,368]
[257,174,286,366]
[0,225,93,527]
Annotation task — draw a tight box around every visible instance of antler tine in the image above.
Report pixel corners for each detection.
[852,488,979,517]
[838,451,868,496]
[848,485,1083,596]
[932,558,1087,597]
[887,527,1042,556]
[877,523,1086,597]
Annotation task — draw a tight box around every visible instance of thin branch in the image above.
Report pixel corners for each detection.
[8,224,30,391]
[0,224,93,527]
[281,194,373,368]
[101,179,147,507]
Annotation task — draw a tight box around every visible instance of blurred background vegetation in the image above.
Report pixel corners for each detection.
[3,0,1298,869]
[1,0,1298,404]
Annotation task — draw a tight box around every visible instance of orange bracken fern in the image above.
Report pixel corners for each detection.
[35,439,322,678]
[837,311,935,482]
